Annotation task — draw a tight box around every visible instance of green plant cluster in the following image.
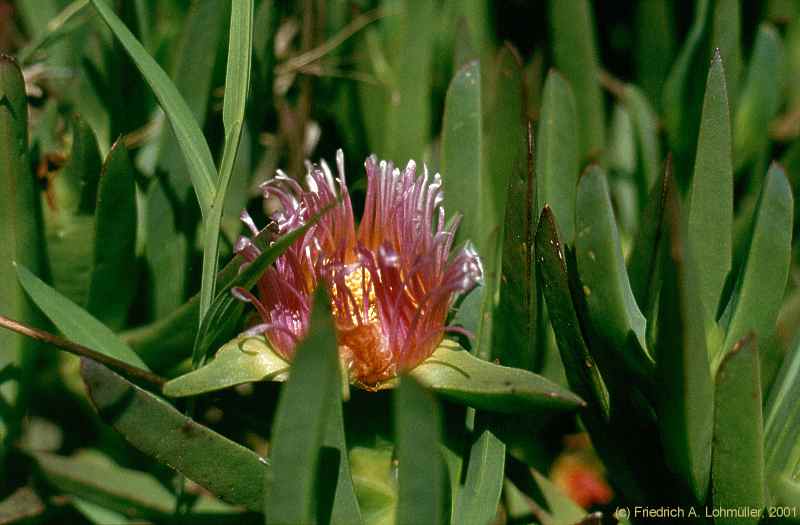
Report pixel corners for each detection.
[1,0,799,524]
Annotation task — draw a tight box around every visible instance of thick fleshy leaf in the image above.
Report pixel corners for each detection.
[492,121,535,371]
[349,446,397,525]
[17,263,149,371]
[163,335,289,397]
[441,50,526,362]
[534,207,608,422]
[655,182,714,503]
[622,84,661,204]
[634,0,675,108]
[0,55,46,410]
[441,60,481,250]
[548,0,605,161]
[662,0,711,188]
[716,164,793,373]
[711,0,741,108]
[575,167,653,380]
[712,335,764,524]
[321,385,364,525]
[475,47,526,362]
[733,24,784,172]
[34,450,244,523]
[765,338,800,492]
[536,70,578,241]
[452,419,505,525]
[85,139,137,330]
[394,376,447,525]
[166,337,583,414]
[264,289,342,525]
[89,0,217,213]
[627,158,671,321]
[380,0,434,164]
[80,359,267,511]
[687,50,733,323]
[410,340,583,413]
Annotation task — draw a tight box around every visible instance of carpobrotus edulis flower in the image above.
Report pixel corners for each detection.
[232,150,483,387]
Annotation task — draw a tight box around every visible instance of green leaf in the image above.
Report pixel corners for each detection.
[548,0,605,161]
[627,158,671,319]
[44,116,102,306]
[441,50,526,362]
[89,0,216,215]
[534,206,608,422]
[16,263,149,371]
[197,0,254,327]
[0,55,45,411]
[575,166,653,380]
[125,223,313,371]
[622,84,661,204]
[164,335,289,397]
[765,335,800,487]
[655,183,714,503]
[80,359,266,511]
[193,215,319,368]
[662,0,711,187]
[85,139,137,330]
[452,421,505,525]
[146,0,227,317]
[409,340,583,414]
[712,334,764,524]
[711,0,741,108]
[733,24,784,172]
[264,289,341,525]
[394,376,447,525]
[166,337,583,414]
[716,164,793,373]
[441,60,481,254]
[687,50,733,323]
[536,70,578,242]
[34,450,243,523]
[321,386,364,525]
[350,446,397,525]
[492,121,535,371]
[634,0,675,109]
[17,0,91,66]
[380,0,435,163]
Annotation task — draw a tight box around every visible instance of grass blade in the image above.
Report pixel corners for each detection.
[146,0,227,317]
[90,0,216,214]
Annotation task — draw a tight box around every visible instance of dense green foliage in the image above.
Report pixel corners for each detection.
[1,0,799,523]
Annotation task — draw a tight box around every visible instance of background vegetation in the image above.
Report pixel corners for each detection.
[1,0,799,523]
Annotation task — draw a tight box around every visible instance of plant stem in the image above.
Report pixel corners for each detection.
[0,314,166,387]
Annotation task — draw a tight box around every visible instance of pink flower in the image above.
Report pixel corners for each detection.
[233,151,482,386]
